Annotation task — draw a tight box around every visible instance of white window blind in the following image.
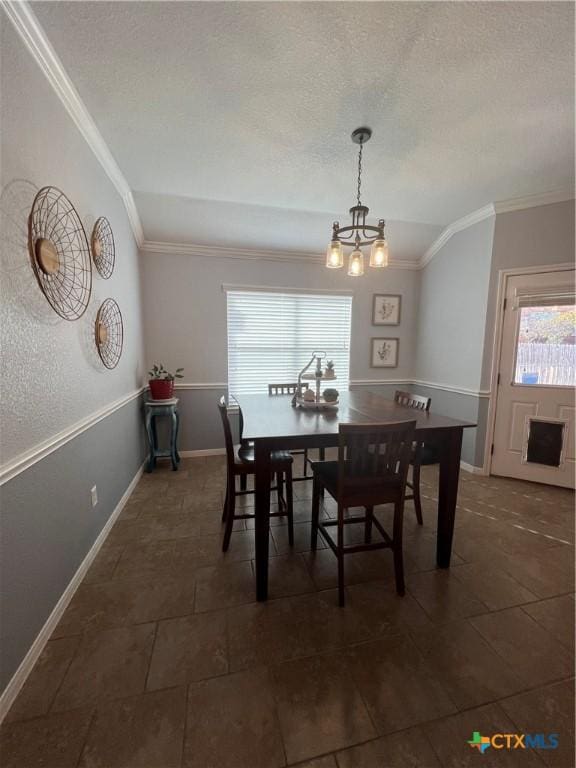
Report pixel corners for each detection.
[227,290,352,395]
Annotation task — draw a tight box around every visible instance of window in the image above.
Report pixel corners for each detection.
[514,304,576,386]
[227,289,352,395]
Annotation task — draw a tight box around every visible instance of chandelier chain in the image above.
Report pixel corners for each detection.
[356,142,363,206]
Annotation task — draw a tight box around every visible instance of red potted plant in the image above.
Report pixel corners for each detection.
[148,364,184,400]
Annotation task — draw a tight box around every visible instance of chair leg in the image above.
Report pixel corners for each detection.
[277,471,284,510]
[222,478,229,522]
[285,466,294,546]
[311,476,321,551]
[412,461,423,525]
[338,554,345,607]
[364,506,373,544]
[303,448,309,477]
[337,503,345,606]
[318,447,325,497]
[392,500,405,596]
[222,474,236,552]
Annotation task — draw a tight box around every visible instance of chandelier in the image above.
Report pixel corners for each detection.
[326,127,389,276]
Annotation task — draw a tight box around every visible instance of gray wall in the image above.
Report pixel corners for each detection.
[0,18,146,693]
[480,200,576,390]
[412,217,495,466]
[412,201,575,466]
[0,399,146,691]
[414,217,495,391]
[140,248,419,450]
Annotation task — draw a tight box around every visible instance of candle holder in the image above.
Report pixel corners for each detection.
[293,350,339,410]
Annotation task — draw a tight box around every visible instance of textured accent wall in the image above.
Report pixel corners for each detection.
[0,18,147,694]
[0,19,145,464]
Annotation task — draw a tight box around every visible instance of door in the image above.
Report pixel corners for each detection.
[491,269,575,488]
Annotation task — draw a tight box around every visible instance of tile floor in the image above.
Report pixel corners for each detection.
[1,454,574,767]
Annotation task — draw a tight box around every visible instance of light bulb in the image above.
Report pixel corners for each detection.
[347,247,364,276]
[326,240,343,268]
[370,238,389,268]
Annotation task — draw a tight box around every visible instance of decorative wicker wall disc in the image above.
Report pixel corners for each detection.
[95,298,123,369]
[91,217,115,278]
[28,186,92,320]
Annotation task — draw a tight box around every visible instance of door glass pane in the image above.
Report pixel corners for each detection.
[514,305,576,386]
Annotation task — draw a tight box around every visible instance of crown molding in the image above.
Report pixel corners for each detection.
[140,239,421,269]
[420,189,574,269]
[1,0,144,247]
[493,188,574,215]
[420,204,496,268]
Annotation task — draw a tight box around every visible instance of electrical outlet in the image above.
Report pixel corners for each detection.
[91,485,98,507]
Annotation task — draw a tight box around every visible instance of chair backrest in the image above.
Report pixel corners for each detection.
[217,396,236,469]
[268,382,309,396]
[337,420,416,501]
[394,390,431,412]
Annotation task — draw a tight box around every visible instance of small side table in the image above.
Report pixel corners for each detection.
[144,398,181,472]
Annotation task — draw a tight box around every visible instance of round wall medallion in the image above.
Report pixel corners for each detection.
[35,238,60,274]
[28,186,92,320]
[91,217,115,279]
[95,298,123,369]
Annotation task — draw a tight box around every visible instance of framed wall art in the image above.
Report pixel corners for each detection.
[371,337,399,368]
[372,294,401,325]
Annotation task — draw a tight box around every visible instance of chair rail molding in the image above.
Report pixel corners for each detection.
[173,380,489,397]
[174,382,228,391]
[410,379,491,398]
[1,0,144,247]
[0,387,145,486]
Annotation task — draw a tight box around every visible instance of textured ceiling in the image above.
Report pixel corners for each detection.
[31,1,574,252]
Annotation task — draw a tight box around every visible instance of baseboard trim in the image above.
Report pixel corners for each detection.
[460,460,488,475]
[179,448,226,458]
[0,462,145,723]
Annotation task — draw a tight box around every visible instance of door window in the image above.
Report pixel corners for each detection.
[513,304,576,386]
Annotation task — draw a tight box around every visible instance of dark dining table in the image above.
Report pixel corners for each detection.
[237,390,476,601]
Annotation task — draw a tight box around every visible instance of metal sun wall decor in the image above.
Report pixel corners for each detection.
[95,298,124,369]
[91,216,115,278]
[28,186,92,320]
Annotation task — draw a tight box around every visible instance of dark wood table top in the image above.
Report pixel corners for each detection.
[237,390,476,441]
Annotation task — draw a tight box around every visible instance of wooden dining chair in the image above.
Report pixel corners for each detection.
[267,382,321,479]
[394,390,435,525]
[218,396,294,551]
[310,420,416,606]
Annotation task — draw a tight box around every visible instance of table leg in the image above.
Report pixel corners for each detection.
[170,411,178,471]
[437,427,463,567]
[254,440,272,601]
[145,410,155,473]
[151,416,158,452]
[174,411,181,463]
